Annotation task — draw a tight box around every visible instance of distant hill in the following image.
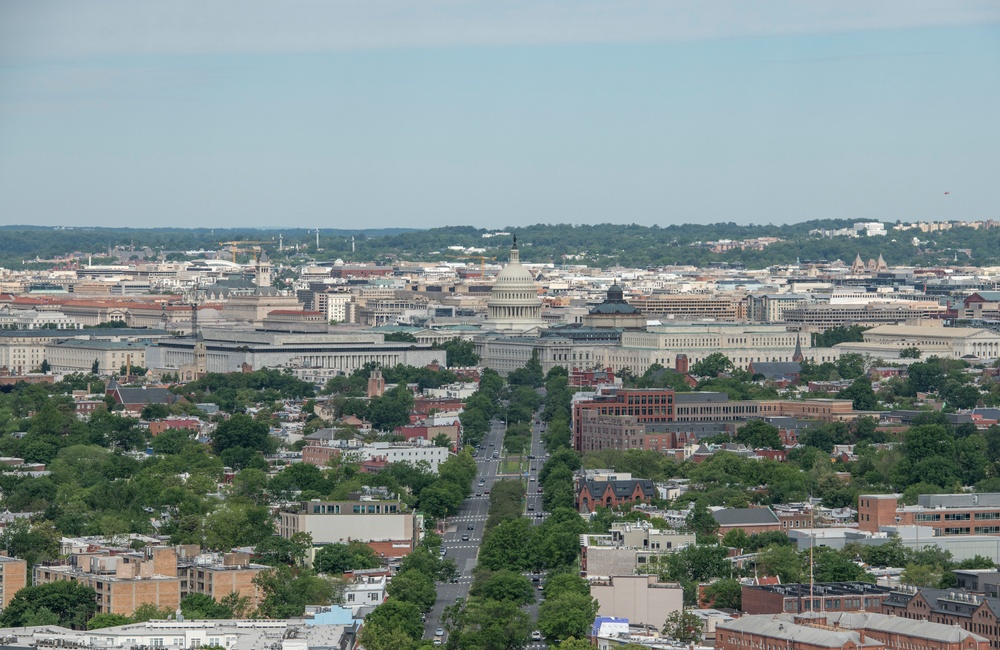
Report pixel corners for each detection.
[0,221,996,269]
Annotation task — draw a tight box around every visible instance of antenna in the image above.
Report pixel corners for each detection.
[810,495,815,613]
[279,234,283,252]
[352,236,355,253]
[316,228,320,249]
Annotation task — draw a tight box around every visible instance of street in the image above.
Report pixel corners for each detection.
[423,417,550,649]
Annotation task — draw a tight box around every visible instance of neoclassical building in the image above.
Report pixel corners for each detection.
[485,236,546,334]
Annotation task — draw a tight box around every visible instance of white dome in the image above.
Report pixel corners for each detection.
[487,240,545,333]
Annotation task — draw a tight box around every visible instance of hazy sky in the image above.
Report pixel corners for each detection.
[1,1,999,230]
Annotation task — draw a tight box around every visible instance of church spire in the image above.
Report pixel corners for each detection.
[792,334,804,363]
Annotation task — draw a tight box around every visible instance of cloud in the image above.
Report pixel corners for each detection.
[2,0,999,60]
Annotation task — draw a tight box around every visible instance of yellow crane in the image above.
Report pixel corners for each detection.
[445,254,496,277]
[219,241,267,263]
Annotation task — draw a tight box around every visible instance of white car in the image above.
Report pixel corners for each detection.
[532,631,542,641]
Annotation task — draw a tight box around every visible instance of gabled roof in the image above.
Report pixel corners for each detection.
[114,387,174,405]
[712,507,779,526]
[580,478,655,498]
[749,362,801,379]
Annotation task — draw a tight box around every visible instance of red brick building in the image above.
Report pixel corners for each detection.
[147,417,201,436]
[881,586,1000,650]
[573,389,675,451]
[859,493,1000,536]
[712,507,782,538]
[741,582,892,615]
[576,476,656,513]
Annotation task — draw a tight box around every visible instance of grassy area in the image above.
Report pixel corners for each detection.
[501,456,525,475]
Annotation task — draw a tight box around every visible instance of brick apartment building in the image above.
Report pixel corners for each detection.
[574,388,854,452]
[0,556,27,612]
[573,389,675,451]
[741,582,892,615]
[718,612,989,650]
[880,584,1000,650]
[34,546,266,617]
[859,493,1000,536]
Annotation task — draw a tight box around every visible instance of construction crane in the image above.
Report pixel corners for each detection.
[445,254,496,277]
[219,241,267,263]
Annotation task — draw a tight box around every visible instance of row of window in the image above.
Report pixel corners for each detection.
[310,504,399,514]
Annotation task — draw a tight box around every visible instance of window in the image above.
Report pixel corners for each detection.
[976,512,1000,520]
[943,527,971,535]
[945,513,971,521]
[916,513,941,522]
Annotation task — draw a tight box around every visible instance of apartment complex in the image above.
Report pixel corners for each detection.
[0,556,27,611]
[589,575,684,628]
[278,499,418,555]
[580,522,695,578]
[34,546,265,617]
[574,388,858,452]
[858,493,1000,536]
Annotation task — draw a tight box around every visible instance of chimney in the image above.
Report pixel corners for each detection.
[675,354,689,374]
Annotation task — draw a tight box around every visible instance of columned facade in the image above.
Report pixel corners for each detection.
[486,238,545,333]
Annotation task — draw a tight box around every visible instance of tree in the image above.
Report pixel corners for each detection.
[703,579,742,610]
[92,358,100,375]
[313,541,381,574]
[253,566,343,618]
[361,600,424,650]
[837,377,879,411]
[685,501,720,542]
[736,420,783,450]
[755,544,805,583]
[386,569,437,612]
[212,413,274,455]
[88,613,132,629]
[40,359,51,373]
[0,581,99,629]
[179,593,236,620]
[470,569,536,605]
[691,353,734,378]
[537,592,600,644]
[900,346,922,359]
[368,385,415,431]
[433,432,453,448]
[445,597,532,650]
[662,610,705,644]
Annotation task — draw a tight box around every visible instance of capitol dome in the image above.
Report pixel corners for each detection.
[487,235,545,333]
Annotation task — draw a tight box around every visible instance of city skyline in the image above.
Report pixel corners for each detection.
[1,1,998,229]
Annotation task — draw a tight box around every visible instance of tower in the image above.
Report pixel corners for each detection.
[367,368,385,398]
[193,331,207,378]
[792,334,804,363]
[255,250,272,288]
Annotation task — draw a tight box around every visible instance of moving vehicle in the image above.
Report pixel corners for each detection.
[532,631,542,641]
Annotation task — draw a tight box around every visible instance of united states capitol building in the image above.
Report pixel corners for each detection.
[474,238,844,376]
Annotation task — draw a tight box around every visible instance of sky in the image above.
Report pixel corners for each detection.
[1,1,999,230]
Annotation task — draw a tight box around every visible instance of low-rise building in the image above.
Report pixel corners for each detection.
[718,612,989,650]
[589,575,684,628]
[741,582,892,615]
[278,499,419,554]
[580,523,696,578]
